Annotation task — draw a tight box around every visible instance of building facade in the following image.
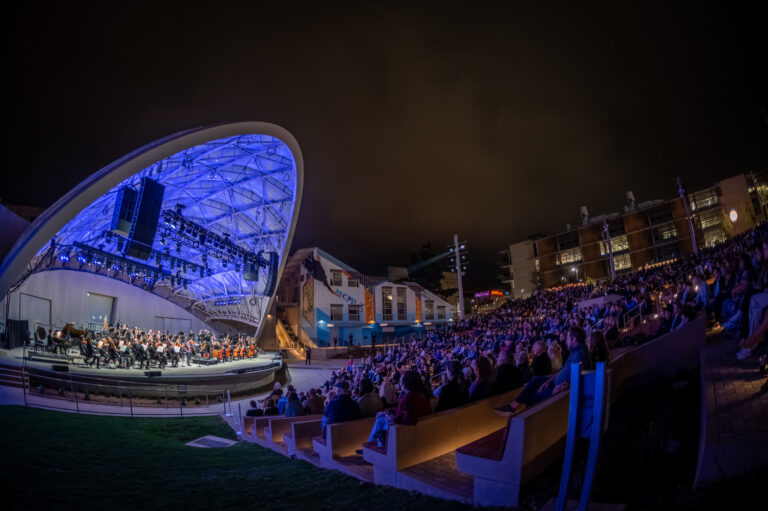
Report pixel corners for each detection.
[276,248,454,347]
[500,173,766,298]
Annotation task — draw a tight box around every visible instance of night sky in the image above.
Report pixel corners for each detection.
[1,2,766,290]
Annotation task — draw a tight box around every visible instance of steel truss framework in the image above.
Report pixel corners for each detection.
[30,134,298,327]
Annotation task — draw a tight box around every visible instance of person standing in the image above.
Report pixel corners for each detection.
[305,345,312,365]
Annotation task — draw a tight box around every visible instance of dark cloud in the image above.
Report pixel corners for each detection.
[1,1,766,289]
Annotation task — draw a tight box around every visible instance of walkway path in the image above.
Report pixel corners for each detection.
[696,333,768,485]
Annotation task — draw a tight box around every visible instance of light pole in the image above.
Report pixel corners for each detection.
[453,234,465,320]
[571,266,580,282]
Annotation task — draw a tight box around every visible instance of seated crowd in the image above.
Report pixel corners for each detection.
[247,221,768,436]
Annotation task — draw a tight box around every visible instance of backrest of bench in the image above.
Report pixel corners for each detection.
[326,417,376,458]
[267,414,323,440]
[610,315,705,398]
[291,419,323,448]
[388,387,523,471]
[503,390,571,483]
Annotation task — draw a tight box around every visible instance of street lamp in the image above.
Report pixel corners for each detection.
[571,266,580,282]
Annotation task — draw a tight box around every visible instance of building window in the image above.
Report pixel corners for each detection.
[688,188,719,211]
[330,304,343,321]
[396,287,407,320]
[556,247,582,265]
[600,234,629,256]
[382,286,393,321]
[437,306,446,320]
[330,269,343,286]
[655,224,677,241]
[698,209,723,230]
[348,276,358,287]
[349,305,361,322]
[703,227,727,248]
[425,299,434,320]
[614,253,632,271]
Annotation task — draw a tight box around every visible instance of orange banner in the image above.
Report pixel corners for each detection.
[415,295,422,322]
[364,287,375,323]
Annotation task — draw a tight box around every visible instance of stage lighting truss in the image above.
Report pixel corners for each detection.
[26,133,298,328]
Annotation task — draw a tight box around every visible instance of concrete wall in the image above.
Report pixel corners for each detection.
[6,269,215,335]
[717,174,756,236]
[508,240,536,299]
[0,204,30,264]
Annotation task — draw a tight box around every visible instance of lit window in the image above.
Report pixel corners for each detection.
[557,247,582,265]
[396,287,407,320]
[425,299,434,320]
[382,287,393,321]
[614,253,632,271]
[600,234,629,255]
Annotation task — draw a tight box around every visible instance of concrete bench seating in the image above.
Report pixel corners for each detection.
[284,419,323,460]
[455,386,572,506]
[242,416,272,444]
[312,416,377,481]
[361,388,522,493]
[263,414,323,454]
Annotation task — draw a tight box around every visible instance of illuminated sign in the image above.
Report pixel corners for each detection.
[474,290,504,298]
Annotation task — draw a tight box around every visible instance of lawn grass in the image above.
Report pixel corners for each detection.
[0,406,474,511]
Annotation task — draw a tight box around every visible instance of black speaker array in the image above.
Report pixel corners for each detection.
[125,177,165,260]
[6,319,28,349]
[263,252,279,296]
[110,186,138,236]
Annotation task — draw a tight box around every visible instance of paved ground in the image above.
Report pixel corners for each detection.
[697,332,768,485]
[704,334,768,439]
[229,358,346,413]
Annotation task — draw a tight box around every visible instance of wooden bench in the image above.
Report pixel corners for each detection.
[312,417,376,481]
[242,416,272,444]
[284,419,323,460]
[361,388,522,490]
[263,414,322,454]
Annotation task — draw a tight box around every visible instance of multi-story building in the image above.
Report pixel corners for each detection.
[500,173,766,299]
[276,248,455,347]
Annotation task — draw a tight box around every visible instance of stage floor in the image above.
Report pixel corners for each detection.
[0,347,281,380]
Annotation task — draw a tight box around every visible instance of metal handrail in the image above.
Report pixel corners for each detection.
[22,370,231,417]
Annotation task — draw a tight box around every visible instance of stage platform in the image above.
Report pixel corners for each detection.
[0,347,283,395]
[696,333,768,486]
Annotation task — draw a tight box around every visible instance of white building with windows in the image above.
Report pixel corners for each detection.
[276,248,454,347]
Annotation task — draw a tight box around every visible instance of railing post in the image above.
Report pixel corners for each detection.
[236,403,243,436]
[129,388,133,418]
[71,373,79,414]
[179,385,183,417]
[225,389,233,416]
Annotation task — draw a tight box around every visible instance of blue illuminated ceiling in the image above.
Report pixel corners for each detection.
[30,133,299,327]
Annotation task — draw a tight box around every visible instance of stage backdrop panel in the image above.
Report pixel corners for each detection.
[19,292,51,335]
[88,292,114,329]
[155,317,192,335]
